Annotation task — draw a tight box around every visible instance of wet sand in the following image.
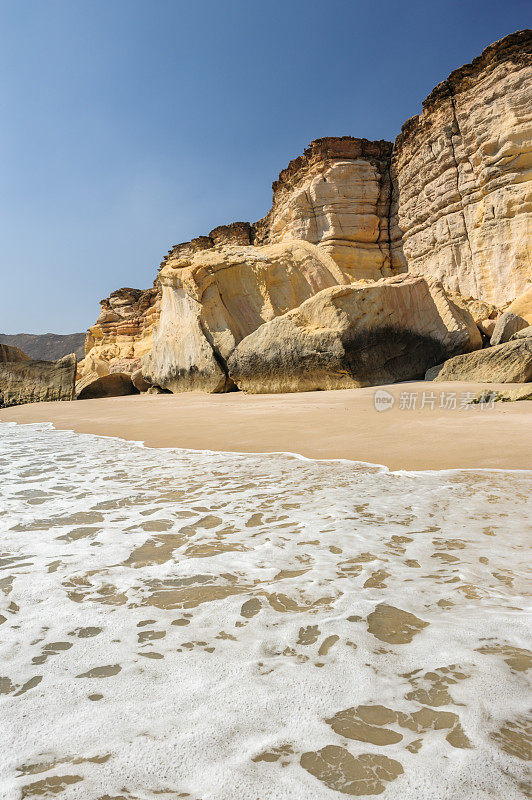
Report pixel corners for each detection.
[1,381,531,470]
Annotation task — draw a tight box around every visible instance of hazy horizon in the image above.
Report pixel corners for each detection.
[0,0,529,334]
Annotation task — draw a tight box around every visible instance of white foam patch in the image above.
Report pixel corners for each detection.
[0,421,530,799]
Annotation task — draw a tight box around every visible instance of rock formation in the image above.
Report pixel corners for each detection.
[254,138,396,281]
[227,275,481,393]
[142,240,349,393]
[511,325,532,340]
[80,30,531,394]
[506,284,532,324]
[391,30,531,307]
[76,372,139,400]
[0,353,76,407]
[490,312,529,345]
[78,286,160,388]
[468,386,532,403]
[0,343,31,363]
[426,339,532,383]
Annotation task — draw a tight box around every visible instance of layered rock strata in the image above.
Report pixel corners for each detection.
[81,31,531,394]
[254,137,397,281]
[79,286,161,385]
[227,275,481,393]
[392,30,532,306]
[0,354,77,407]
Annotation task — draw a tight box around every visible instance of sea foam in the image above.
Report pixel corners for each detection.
[0,421,530,799]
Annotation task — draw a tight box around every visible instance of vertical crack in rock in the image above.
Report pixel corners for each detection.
[447,90,479,298]
[198,312,232,391]
[376,155,394,275]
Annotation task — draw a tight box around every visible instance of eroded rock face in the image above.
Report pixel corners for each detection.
[444,292,499,326]
[0,343,31,363]
[490,312,529,345]
[142,240,349,392]
[0,354,76,407]
[76,372,139,400]
[79,286,161,382]
[254,137,397,281]
[391,30,532,306]
[511,325,532,340]
[506,284,532,324]
[80,31,530,394]
[468,386,532,403]
[227,275,481,393]
[426,339,532,383]
[131,368,152,393]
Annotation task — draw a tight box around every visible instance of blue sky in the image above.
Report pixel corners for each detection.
[0,0,529,333]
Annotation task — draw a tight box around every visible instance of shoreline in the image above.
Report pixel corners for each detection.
[1,381,531,471]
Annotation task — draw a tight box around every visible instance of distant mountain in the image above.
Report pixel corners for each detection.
[0,332,85,361]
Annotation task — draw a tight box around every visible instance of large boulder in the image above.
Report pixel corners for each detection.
[426,340,532,383]
[76,372,139,400]
[142,240,350,393]
[479,318,497,338]
[446,293,499,327]
[227,275,481,393]
[467,386,532,404]
[510,325,532,341]
[490,312,529,346]
[0,354,76,407]
[131,368,153,392]
[506,285,532,325]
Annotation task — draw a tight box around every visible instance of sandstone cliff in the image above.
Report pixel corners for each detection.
[254,137,396,281]
[392,30,531,306]
[80,30,531,394]
[79,286,160,383]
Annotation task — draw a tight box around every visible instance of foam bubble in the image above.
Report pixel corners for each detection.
[0,422,530,799]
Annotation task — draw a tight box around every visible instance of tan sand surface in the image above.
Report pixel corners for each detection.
[1,382,531,471]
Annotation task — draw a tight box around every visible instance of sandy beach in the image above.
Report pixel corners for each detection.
[1,381,531,471]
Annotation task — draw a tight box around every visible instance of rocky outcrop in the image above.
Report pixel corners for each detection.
[0,343,31,363]
[506,284,532,324]
[227,275,481,393]
[444,292,499,326]
[391,30,532,306]
[426,340,532,383]
[79,286,161,382]
[80,31,531,395]
[142,240,349,392]
[131,369,153,392]
[254,137,397,281]
[511,325,532,340]
[76,372,139,400]
[468,386,532,403]
[490,312,529,345]
[0,354,76,407]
